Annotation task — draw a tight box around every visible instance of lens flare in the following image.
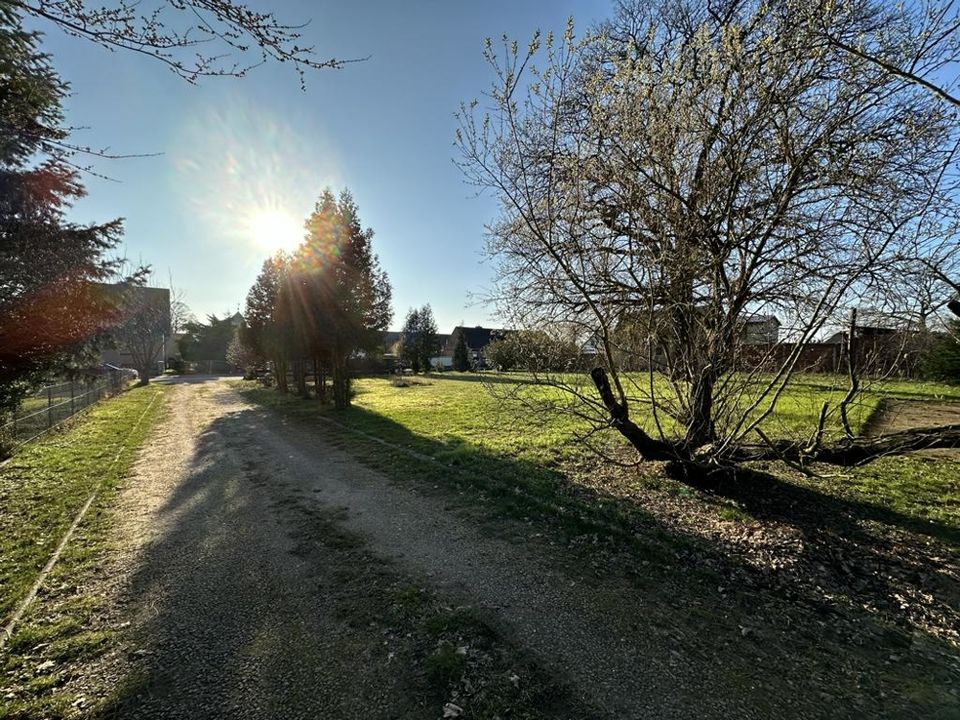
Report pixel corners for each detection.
[173,96,342,264]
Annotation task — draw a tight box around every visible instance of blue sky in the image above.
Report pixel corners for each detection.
[30,0,607,332]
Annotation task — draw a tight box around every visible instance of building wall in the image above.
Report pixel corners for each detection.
[742,318,780,345]
[98,285,172,376]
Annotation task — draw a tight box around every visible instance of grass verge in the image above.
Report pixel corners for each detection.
[0,384,168,718]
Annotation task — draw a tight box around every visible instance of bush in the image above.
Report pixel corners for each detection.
[923,324,960,383]
[165,356,186,374]
[425,641,466,689]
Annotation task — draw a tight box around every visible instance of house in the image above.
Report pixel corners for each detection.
[441,326,509,369]
[99,284,173,376]
[823,324,898,346]
[606,310,782,370]
[822,322,921,375]
[741,314,780,345]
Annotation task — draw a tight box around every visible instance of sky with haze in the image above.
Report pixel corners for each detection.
[28,0,607,333]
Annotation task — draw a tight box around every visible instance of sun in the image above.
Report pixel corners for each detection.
[246,207,303,253]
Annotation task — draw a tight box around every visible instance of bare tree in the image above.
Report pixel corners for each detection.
[9,0,360,85]
[166,272,194,335]
[811,0,960,323]
[807,0,960,110]
[456,1,960,479]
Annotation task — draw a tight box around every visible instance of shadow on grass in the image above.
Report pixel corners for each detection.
[346,400,957,627]
[685,462,960,546]
[243,388,960,699]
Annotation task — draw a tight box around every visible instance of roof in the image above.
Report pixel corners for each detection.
[451,326,509,350]
[743,314,779,325]
[383,330,403,347]
[824,325,900,344]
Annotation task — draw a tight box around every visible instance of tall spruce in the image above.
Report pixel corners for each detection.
[400,304,439,373]
[242,253,290,391]
[453,331,471,372]
[294,189,392,408]
[400,307,423,372]
[415,304,439,372]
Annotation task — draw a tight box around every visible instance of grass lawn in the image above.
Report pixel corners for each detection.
[360,371,960,451]
[240,371,960,534]
[0,384,167,719]
[238,370,960,558]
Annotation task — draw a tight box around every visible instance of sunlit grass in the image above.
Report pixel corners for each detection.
[0,385,168,718]
[346,372,960,459]
[342,373,960,533]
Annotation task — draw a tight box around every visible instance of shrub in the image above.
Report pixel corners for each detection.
[923,322,960,383]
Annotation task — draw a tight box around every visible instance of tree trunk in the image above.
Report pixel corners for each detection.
[294,359,307,397]
[273,357,288,393]
[592,367,960,475]
[313,358,328,402]
[590,368,677,461]
[332,356,350,409]
[732,423,960,465]
[684,369,716,449]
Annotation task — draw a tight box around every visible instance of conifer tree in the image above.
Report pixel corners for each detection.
[453,331,471,372]
[0,8,124,415]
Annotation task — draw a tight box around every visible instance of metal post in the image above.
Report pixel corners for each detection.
[70,381,75,416]
[47,387,53,429]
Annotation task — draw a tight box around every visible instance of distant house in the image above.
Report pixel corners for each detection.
[440,326,509,369]
[823,324,899,346]
[98,284,173,376]
[741,314,780,345]
[822,322,922,375]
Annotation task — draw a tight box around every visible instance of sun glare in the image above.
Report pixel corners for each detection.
[246,208,303,253]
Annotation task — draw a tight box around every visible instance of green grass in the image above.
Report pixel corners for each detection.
[0,385,167,719]
[0,385,166,620]
[809,454,960,533]
[351,371,960,454]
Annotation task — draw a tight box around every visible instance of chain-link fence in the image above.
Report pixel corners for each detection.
[0,372,125,456]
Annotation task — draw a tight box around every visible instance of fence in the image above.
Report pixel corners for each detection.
[0,373,125,455]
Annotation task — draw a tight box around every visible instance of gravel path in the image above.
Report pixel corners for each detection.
[88,378,794,719]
